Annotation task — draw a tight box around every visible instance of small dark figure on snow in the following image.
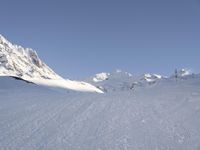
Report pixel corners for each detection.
[175,69,178,82]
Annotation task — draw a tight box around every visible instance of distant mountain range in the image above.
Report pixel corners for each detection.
[85,69,193,92]
[0,34,196,93]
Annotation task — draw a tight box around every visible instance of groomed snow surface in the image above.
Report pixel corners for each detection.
[0,75,200,150]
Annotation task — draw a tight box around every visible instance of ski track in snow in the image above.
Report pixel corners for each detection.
[0,77,200,150]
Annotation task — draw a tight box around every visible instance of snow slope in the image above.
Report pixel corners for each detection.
[0,35,103,93]
[0,74,200,150]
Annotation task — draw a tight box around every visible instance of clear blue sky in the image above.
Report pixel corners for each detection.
[0,0,200,79]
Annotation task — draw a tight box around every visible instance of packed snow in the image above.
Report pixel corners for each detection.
[0,74,200,150]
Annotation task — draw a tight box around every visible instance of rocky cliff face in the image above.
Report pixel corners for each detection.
[0,35,61,79]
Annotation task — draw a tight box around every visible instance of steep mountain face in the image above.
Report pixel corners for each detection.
[0,35,61,79]
[85,70,164,92]
[0,35,103,93]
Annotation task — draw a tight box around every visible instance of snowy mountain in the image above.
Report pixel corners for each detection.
[0,35,62,79]
[85,70,165,92]
[177,69,191,77]
[0,34,193,94]
[0,34,103,93]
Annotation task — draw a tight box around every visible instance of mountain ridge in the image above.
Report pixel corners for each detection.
[0,34,103,93]
[85,69,194,92]
[0,34,195,93]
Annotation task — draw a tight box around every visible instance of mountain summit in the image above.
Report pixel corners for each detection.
[0,35,103,93]
[85,69,194,93]
[0,34,61,79]
[85,70,165,92]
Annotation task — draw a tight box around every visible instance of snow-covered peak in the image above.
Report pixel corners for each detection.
[0,35,60,79]
[92,70,133,83]
[171,68,192,79]
[178,69,190,77]
[86,70,164,92]
[0,34,13,48]
[0,34,103,93]
[93,72,110,82]
[0,34,8,43]
[141,73,163,82]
